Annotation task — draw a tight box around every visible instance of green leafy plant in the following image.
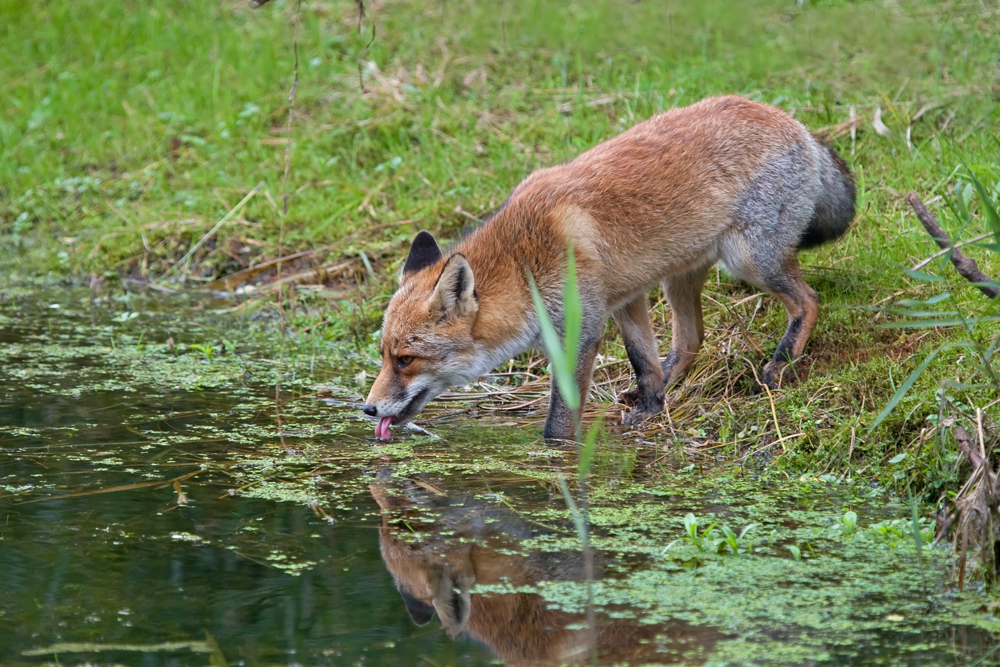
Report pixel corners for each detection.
[189,343,215,362]
[680,512,719,552]
[870,517,933,548]
[870,519,908,543]
[872,167,1000,432]
[718,524,757,556]
[668,514,755,556]
[841,510,859,535]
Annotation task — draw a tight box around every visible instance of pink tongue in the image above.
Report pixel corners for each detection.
[375,416,392,440]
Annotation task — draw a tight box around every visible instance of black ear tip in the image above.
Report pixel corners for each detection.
[403,230,443,275]
[398,586,435,626]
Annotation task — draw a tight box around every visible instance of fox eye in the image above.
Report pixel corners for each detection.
[397,355,414,368]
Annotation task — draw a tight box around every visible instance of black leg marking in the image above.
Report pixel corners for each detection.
[661,349,681,385]
[543,386,576,440]
[544,335,602,440]
[624,339,652,378]
[618,340,663,426]
[762,315,805,388]
[772,315,804,365]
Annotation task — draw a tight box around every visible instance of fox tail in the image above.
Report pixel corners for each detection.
[798,141,856,250]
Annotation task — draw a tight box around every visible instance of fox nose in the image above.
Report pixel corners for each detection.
[362,404,377,417]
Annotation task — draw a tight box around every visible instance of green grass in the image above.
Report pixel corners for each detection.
[2,0,999,499]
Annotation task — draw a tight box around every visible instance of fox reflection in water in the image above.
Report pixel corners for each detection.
[370,470,721,665]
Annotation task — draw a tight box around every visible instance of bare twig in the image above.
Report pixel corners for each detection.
[905,192,1000,299]
[204,249,321,291]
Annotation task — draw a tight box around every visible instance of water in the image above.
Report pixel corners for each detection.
[2,284,999,666]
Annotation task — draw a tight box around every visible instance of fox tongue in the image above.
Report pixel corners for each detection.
[375,416,392,440]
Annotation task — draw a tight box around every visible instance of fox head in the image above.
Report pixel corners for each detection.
[363,232,480,429]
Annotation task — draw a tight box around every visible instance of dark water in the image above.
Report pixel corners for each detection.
[2,285,999,666]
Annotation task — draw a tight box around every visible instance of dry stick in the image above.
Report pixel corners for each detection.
[204,249,319,291]
[959,530,969,590]
[978,408,987,461]
[905,191,1000,299]
[208,218,419,291]
[15,469,203,505]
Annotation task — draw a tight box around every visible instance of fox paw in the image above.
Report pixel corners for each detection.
[762,360,793,389]
[623,407,656,428]
[617,388,642,407]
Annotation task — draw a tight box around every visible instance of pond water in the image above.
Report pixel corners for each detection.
[2,284,999,666]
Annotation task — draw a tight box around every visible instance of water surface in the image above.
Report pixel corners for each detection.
[2,285,998,666]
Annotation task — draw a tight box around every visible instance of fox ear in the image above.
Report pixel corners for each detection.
[397,584,435,627]
[432,569,473,639]
[403,231,442,276]
[429,254,477,321]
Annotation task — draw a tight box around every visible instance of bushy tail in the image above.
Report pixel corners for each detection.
[798,141,856,250]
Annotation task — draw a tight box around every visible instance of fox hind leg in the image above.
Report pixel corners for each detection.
[724,141,824,388]
[661,264,711,388]
[759,257,819,388]
[723,237,819,389]
[613,294,665,426]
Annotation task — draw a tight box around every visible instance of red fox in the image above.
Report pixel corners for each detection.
[363,96,855,439]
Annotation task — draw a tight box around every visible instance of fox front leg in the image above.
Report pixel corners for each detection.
[542,336,601,440]
[612,295,665,427]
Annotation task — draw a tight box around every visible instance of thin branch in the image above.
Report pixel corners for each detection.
[905,191,1000,299]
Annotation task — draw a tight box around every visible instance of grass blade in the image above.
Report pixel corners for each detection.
[903,267,945,283]
[578,412,604,478]
[869,342,972,430]
[563,246,582,377]
[964,165,1000,243]
[880,317,1000,329]
[526,271,579,411]
[910,496,923,563]
[175,182,264,278]
[896,293,952,307]
[556,475,587,545]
